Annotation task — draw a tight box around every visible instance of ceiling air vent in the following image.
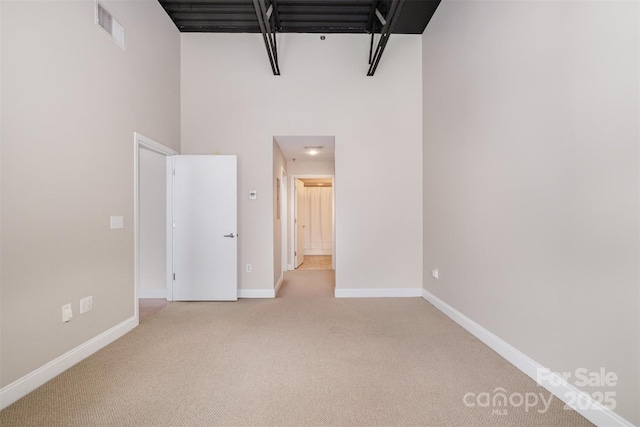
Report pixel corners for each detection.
[96,2,125,49]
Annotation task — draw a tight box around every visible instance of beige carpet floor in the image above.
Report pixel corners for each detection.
[1,272,592,426]
[277,269,335,298]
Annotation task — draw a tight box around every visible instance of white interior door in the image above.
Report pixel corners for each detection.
[295,179,306,268]
[172,155,237,301]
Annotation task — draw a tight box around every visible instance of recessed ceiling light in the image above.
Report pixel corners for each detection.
[305,146,323,156]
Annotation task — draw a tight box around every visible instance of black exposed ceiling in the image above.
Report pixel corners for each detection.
[159,0,440,34]
[158,0,441,75]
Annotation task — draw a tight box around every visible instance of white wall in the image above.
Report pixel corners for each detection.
[287,159,335,176]
[422,1,639,424]
[1,0,180,389]
[139,148,168,298]
[182,33,423,293]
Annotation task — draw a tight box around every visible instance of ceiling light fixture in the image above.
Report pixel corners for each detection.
[305,146,323,156]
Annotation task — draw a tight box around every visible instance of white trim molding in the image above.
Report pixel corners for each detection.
[135,132,178,157]
[335,288,422,298]
[238,289,276,298]
[134,132,178,311]
[422,289,635,427]
[0,316,137,410]
[274,273,285,297]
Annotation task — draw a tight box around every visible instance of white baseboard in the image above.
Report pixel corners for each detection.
[138,289,167,299]
[335,288,422,298]
[421,289,634,427]
[0,315,137,410]
[274,274,285,297]
[238,289,275,298]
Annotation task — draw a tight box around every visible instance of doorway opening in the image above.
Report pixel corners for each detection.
[273,136,336,298]
[293,176,334,271]
[134,133,177,323]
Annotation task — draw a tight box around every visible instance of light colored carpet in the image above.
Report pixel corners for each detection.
[139,298,169,322]
[1,287,592,426]
[277,269,335,298]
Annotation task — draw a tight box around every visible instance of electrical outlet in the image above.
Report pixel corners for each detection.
[80,296,93,314]
[62,304,73,323]
[246,264,252,273]
[432,269,439,280]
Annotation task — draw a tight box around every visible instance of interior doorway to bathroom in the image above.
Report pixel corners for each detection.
[294,177,334,271]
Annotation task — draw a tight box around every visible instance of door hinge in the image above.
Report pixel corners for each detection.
[295,251,297,256]
[173,273,176,281]
[173,168,176,176]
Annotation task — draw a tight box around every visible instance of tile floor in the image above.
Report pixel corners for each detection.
[296,255,332,270]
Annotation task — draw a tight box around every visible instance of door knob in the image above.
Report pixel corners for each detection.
[223,233,236,238]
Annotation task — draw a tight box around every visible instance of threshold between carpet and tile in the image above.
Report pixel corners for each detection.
[296,255,332,270]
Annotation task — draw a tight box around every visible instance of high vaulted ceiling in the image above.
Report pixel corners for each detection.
[158,0,441,75]
[159,0,440,34]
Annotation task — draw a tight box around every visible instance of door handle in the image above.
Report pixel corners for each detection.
[223,233,236,238]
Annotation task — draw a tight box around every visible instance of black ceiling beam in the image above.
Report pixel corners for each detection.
[161,0,252,3]
[171,13,257,21]
[175,21,258,27]
[253,0,280,75]
[366,0,379,64]
[162,5,255,13]
[279,23,368,31]
[180,26,261,32]
[278,14,366,22]
[278,0,371,5]
[159,1,442,41]
[367,0,404,76]
[365,0,379,32]
[279,26,367,33]
[271,0,282,31]
[268,0,281,67]
[279,5,369,14]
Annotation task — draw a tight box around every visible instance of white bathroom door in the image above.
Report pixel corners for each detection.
[172,155,237,301]
[295,179,306,268]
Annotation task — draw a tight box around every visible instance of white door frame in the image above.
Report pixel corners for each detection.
[134,132,178,321]
[289,174,335,271]
[280,168,288,274]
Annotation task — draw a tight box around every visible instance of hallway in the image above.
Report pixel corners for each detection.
[277,269,335,298]
[296,255,332,270]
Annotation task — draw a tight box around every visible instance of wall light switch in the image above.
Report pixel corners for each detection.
[432,269,439,280]
[62,303,73,323]
[249,190,257,200]
[110,216,124,229]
